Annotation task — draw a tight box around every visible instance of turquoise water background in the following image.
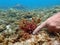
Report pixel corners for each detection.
[0,0,60,9]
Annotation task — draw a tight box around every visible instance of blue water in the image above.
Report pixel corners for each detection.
[0,0,60,9]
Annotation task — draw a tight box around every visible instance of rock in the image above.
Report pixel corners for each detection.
[0,34,4,43]
[0,24,6,32]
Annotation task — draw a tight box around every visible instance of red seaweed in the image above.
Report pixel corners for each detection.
[19,17,41,34]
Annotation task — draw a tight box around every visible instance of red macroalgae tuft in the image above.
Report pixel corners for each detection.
[19,17,41,34]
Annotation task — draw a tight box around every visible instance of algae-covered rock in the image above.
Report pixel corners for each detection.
[0,24,6,32]
[0,34,4,43]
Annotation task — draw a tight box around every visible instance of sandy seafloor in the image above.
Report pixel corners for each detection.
[0,6,60,45]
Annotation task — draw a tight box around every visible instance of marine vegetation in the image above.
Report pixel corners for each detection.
[0,6,60,45]
[19,17,41,34]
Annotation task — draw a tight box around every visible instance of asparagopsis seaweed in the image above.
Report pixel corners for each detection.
[19,17,41,34]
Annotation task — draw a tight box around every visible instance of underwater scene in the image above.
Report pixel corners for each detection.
[0,0,60,45]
